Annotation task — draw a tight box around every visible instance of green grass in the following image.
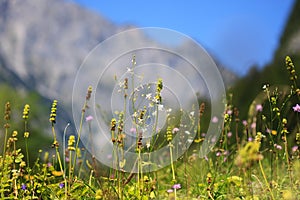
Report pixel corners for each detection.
[0,56,299,199]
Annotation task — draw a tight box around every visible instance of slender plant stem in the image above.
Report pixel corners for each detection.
[258,160,275,200]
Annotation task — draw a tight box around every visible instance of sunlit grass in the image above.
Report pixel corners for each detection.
[0,56,299,199]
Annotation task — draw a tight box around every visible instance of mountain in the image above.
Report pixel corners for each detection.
[0,0,236,105]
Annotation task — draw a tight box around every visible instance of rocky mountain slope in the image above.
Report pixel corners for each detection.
[0,0,236,108]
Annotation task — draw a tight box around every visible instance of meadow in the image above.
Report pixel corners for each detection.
[0,56,299,200]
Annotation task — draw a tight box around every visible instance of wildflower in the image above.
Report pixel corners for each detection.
[130,127,136,133]
[158,104,164,111]
[293,104,300,112]
[85,115,93,122]
[24,131,29,138]
[49,100,58,124]
[21,183,26,190]
[155,78,163,104]
[145,93,152,100]
[59,182,64,189]
[68,135,76,151]
[95,189,103,199]
[248,137,253,142]
[227,109,233,115]
[251,122,256,129]
[110,118,116,132]
[242,120,247,126]
[211,116,218,123]
[211,136,216,143]
[185,131,191,135]
[172,183,181,190]
[274,144,282,150]
[166,126,172,142]
[271,130,277,136]
[227,132,232,138]
[285,56,297,81]
[172,127,179,134]
[292,146,298,152]
[256,104,263,112]
[167,189,173,193]
[216,152,221,157]
[22,104,30,119]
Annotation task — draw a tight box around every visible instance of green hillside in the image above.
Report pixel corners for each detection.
[230,0,300,118]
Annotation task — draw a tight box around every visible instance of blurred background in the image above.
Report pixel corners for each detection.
[0,0,299,160]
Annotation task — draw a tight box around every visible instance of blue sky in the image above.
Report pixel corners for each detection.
[71,0,295,76]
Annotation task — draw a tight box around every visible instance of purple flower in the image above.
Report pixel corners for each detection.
[292,146,298,152]
[59,183,64,189]
[293,104,300,112]
[85,115,93,122]
[216,152,221,157]
[256,104,263,112]
[167,189,174,193]
[248,137,253,142]
[21,183,26,190]
[211,116,218,123]
[242,120,247,126]
[172,183,181,190]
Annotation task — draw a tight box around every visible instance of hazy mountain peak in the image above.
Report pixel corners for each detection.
[0,0,236,106]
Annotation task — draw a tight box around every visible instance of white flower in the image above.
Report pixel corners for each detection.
[158,104,164,111]
[146,93,152,100]
[185,131,191,135]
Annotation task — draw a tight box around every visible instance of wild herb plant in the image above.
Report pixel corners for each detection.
[0,56,299,199]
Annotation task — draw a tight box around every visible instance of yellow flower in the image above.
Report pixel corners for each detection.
[271,130,277,136]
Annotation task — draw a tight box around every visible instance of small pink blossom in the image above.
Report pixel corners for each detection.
[292,146,298,152]
[130,127,136,133]
[216,152,221,157]
[172,183,181,190]
[227,110,233,115]
[85,115,93,122]
[201,133,206,137]
[274,144,282,150]
[251,122,256,129]
[248,137,253,142]
[293,104,300,112]
[167,189,173,193]
[212,116,218,123]
[256,104,263,112]
[227,132,232,138]
[172,127,179,134]
[242,120,247,126]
